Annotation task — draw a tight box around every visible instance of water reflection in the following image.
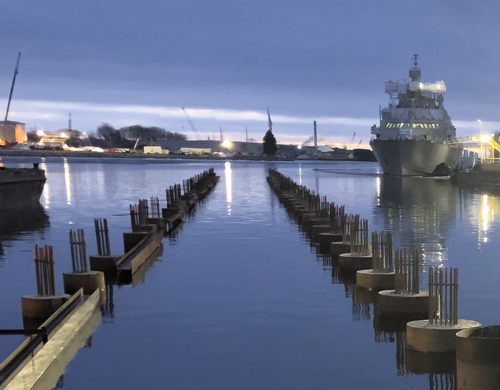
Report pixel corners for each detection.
[224,161,232,215]
[40,161,50,209]
[0,205,49,262]
[101,283,115,324]
[478,193,498,245]
[374,176,457,267]
[63,158,72,205]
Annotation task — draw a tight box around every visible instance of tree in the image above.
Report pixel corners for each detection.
[263,130,277,155]
[27,130,40,143]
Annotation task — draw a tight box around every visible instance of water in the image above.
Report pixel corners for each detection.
[1,156,499,390]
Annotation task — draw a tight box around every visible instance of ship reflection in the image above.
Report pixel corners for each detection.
[0,204,49,262]
[0,203,49,236]
[374,176,457,267]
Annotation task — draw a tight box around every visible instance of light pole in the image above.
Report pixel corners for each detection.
[478,119,484,163]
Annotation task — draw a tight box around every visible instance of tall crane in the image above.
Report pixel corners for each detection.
[181,107,201,140]
[5,52,21,121]
[350,132,356,145]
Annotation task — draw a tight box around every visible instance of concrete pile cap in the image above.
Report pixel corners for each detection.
[407,319,482,353]
[456,325,500,390]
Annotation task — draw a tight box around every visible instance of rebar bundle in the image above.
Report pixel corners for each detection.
[394,247,420,294]
[429,373,456,390]
[150,196,160,218]
[372,231,393,272]
[34,245,56,296]
[138,199,148,225]
[330,204,345,234]
[428,266,458,326]
[342,214,358,243]
[319,196,329,221]
[69,229,88,273]
[130,204,139,230]
[350,217,370,256]
[94,218,110,256]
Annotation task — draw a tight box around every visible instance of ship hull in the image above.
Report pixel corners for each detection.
[370,139,463,176]
[0,167,46,210]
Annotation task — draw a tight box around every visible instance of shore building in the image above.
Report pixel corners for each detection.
[0,120,26,145]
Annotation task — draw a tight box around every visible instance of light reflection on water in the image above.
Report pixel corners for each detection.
[0,158,500,389]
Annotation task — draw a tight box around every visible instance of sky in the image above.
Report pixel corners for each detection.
[1,0,500,146]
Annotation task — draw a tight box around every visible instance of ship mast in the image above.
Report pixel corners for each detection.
[4,52,21,121]
[409,54,421,82]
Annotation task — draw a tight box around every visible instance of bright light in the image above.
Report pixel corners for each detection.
[297,145,302,149]
[221,140,232,148]
[481,134,491,143]
[60,132,68,138]
[36,130,45,137]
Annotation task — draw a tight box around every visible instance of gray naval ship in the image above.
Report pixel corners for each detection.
[370,55,463,176]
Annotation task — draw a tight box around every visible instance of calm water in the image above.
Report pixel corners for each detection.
[1,156,499,390]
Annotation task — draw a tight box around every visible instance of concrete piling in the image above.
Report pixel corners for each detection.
[338,217,372,271]
[356,231,395,290]
[90,218,123,273]
[456,325,500,390]
[63,228,105,297]
[407,267,481,353]
[378,247,429,316]
[21,245,69,323]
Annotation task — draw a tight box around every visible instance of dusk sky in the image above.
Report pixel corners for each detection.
[1,0,500,146]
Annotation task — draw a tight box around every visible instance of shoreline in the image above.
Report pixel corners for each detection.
[0,149,297,162]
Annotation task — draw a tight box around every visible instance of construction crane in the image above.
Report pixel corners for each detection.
[181,107,201,140]
[5,52,21,121]
[350,132,356,145]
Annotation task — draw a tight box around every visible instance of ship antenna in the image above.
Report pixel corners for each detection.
[409,54,421,81]
[412,54,420,69]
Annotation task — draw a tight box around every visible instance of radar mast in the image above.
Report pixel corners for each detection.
[409,54,421,82]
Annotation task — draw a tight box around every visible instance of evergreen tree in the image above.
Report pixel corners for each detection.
[263,130,277,155]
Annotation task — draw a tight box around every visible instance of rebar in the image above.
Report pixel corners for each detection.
[34,245,56,296]
[330,204,345,234]
[138,199,148,225]
[69,229,88,273]
[150,196,160,218]
[394,247,420,294]
[319,196,329,221]
[428,266,458,326]
[342,214,358,243]
[350,217,369,256]
[94,218,110,256]
[429,373,456,390]
[130,204,139,229]
[372,231,393,272]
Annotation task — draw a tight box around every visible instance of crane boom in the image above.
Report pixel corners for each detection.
[5,52,21,121]
[181,107,201,140]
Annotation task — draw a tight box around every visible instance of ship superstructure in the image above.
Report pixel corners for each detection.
[370,55,463,175]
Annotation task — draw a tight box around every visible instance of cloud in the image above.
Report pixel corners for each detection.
[5,98,377,126]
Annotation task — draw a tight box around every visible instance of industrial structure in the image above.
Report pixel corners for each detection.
[0,52,26,145]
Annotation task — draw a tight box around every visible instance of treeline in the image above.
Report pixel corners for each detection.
[28,123,188,149]
[88,123,188,149]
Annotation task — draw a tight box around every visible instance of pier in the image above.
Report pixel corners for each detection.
[0,168,219,389]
